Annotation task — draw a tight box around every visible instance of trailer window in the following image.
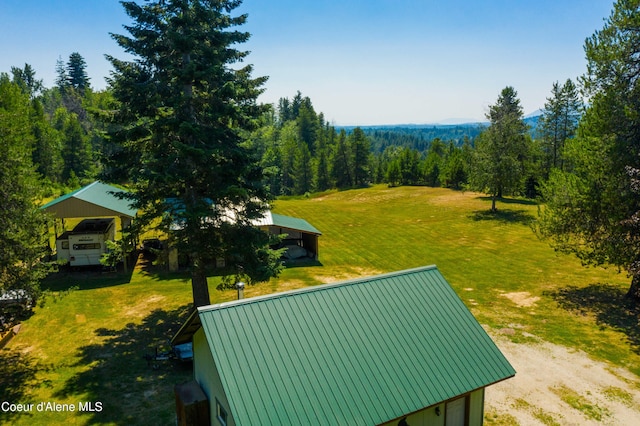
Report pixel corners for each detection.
[61,241,69,249]
[73,243,101,250]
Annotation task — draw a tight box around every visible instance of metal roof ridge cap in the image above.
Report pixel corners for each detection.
[196,264,439,312]
[75,180,100,197]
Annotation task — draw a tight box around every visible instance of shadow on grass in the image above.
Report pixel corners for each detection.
[547,283,640,354]
[54,304,194,425]
[0,349,48,423]
[470,208,535,225]
[43,257,136,292]
[476,196,539,206]
[283,258,323,269]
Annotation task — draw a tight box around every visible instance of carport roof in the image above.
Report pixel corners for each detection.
[40,181,137,219]
[253,211,322,235]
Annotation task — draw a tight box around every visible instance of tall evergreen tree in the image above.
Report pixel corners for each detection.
[11,63,43,98]
[278,121,299,195]
[292,142,313,194]
[0,75,49,314]
[331,129,353,188]
[66,52,91,91]
[349,127,370,187]
[106,0,280,307]
[54,108,94,182]
[313,127,331,192]
[55,56,67,90]
[537,0,640,300]
[470,86,530,211]
[539,79,583,176]
[31,100,64,184]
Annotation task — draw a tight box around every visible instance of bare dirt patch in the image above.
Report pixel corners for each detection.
[486,331,640,425]
[501,291,541,308]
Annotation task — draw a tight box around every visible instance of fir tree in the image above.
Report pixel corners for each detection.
[106,0,280,306]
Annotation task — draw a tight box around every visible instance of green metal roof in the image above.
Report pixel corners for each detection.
[270,213,322,235]
[40,181,137,218]
[195,265,515,425]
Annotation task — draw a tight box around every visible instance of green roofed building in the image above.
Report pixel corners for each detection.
[172,265,515,426]
[40,181,137,267]
[40,181,137,221]
[253,211,322,260]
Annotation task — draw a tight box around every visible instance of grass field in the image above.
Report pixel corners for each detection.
[1,185,638,425]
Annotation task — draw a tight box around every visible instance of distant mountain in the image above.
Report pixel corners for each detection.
[340,109,543,153]
[436,117,485,125]
[525,109,544,119]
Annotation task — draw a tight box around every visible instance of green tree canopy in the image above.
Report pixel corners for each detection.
[0,75,49,315]
[106,0,280,307]
[469,86,530,211]
[66,52,91,91]
[539,79,583,176]
[537,0,640,300]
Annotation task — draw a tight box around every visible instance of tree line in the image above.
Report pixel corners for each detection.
[246,80,581,200]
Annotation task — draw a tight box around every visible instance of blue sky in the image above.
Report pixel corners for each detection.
[1,0,614,125]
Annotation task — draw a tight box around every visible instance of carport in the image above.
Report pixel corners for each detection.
[40,181,138,268]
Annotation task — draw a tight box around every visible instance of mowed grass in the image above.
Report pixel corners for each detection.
[2,185,639,425]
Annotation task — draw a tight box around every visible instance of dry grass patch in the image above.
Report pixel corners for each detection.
[122,295,167,318]
[314,267,385,284]
[500,291,540,308]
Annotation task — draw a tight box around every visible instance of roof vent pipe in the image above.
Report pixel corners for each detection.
[236,282,245,300]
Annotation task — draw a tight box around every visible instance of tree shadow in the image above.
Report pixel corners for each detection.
[43,259,136,292]
[0,349,49,423]
[547,283,640,354]
[470,208,535,225]
[53,304,194,425]
[283,258,323,269]
[476,195,539,206]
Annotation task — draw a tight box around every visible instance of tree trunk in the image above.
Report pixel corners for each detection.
[491,194,497,212]
[191,257,211,308]
[625,274,640,301]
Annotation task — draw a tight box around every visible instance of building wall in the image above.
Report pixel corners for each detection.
[193,328,235,426]
[378,389,485,426]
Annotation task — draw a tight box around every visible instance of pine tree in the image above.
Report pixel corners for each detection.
[331,129,353,188]
[292,142,312,194]
[0,75,49,314]
[349,127,370,187]
[54,108,94,182]
[106,0,279,306]
[540,79,582,176]
[470,86,530,211]
[537,0,640,300]
[10,63,43,98]
[66,52,91,91]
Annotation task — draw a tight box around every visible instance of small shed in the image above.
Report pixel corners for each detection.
[173,265,515,426]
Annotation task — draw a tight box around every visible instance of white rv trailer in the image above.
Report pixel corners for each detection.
[55,218,116,266]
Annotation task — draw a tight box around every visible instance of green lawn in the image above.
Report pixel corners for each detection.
[2,185,638,425]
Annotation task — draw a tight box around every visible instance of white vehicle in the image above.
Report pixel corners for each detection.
[56,218,116,266]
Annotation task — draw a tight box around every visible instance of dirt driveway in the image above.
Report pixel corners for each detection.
[485,331,640,425]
